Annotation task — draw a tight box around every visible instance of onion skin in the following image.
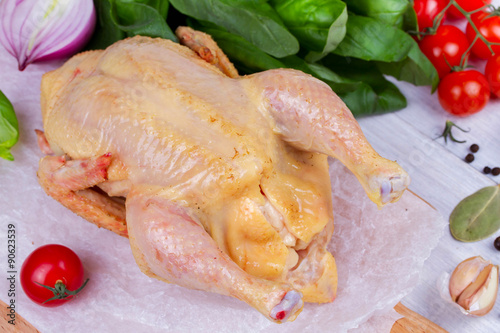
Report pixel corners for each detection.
[0,0,96,71]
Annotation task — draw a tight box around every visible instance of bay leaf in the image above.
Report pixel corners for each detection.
[450,185,500,242]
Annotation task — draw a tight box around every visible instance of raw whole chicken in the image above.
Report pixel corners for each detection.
[36,27,410,323]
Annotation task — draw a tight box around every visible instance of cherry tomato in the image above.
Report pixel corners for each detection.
[414,0,448,32]
[448,0,491,19]
[419,25,470,78]
[20,244,88,307]
[485,55,500,97]
[438,70,490,116]
[466,12,500,59]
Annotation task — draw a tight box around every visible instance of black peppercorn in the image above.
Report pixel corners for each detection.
[465,154,474,163]
[470,144,479,153]
[484,166,492,174]
[495,237,500,251]
[492,167,500,176]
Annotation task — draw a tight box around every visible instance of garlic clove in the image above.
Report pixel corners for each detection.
[449,256,490,302]
[456,264,492,309]
[468,265,498,316]
[450,256,499,317]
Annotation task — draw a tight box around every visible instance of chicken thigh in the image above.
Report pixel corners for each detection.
[37,30,409,323]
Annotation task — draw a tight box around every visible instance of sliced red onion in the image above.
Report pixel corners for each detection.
[0,0,96,71]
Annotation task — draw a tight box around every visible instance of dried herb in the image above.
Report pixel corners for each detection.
[450,185,500,242]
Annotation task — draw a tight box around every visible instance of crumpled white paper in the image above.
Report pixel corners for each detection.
[0,47,446,332]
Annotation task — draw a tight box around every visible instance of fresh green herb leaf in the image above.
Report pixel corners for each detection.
[169,0,299,58]
[333,14,413,62]
[111,0,177,41]
[450,185,500,242]
[0,90,19,161]
[376,40,439,91]
[86,0,176,50]
[86,0,126,50]
[345,0,410,26]
[271,0,347,61]
[401,2,418,33]
[319,55,407,115]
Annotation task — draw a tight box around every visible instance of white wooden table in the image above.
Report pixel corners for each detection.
[359,77,500,332]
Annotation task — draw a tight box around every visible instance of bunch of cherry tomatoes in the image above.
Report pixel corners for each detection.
[414,0,500,116]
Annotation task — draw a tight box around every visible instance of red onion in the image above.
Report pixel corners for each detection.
[0,0,96,71]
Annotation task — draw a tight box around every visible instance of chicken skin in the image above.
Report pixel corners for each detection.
[37,29,409,323]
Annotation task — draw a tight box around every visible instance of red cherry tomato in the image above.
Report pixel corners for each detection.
[485,55,500,97]
[419,25,470,78]
[20,244,88,307]
[414,0,448,31]
[438,70,490,116]
[448,0,491,19]
[466,12,500,59]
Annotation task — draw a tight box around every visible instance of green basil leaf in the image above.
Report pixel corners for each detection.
[308,62,406,116]
[0,90,19,161]
[148,0,170,18]
[376,40,439,91]
[111,0,177,41]
[271,0,347,61]
[169,0,299,58]
[450,185,500,242]
[116,0,170,18]
[345,0,410,26]
[86,0,176,50]
[86,0,126,50]
[333,14,413,62]
[318,55,407,115]
[401,3,418,33]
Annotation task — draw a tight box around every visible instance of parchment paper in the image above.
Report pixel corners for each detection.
[0,47,446,332]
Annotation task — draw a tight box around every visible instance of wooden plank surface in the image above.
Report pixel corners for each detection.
[0,299,40,333]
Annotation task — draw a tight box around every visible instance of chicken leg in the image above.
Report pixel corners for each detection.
[244,69,410,207]
[126,190,304,322]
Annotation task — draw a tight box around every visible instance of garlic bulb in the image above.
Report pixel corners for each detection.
[0,0,96,71]
[449,256,499,316]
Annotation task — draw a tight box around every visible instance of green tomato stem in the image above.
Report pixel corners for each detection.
[35,279,89,304]
[452,1,500,59]
[437,120,469,144]
[419,1,500,69]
